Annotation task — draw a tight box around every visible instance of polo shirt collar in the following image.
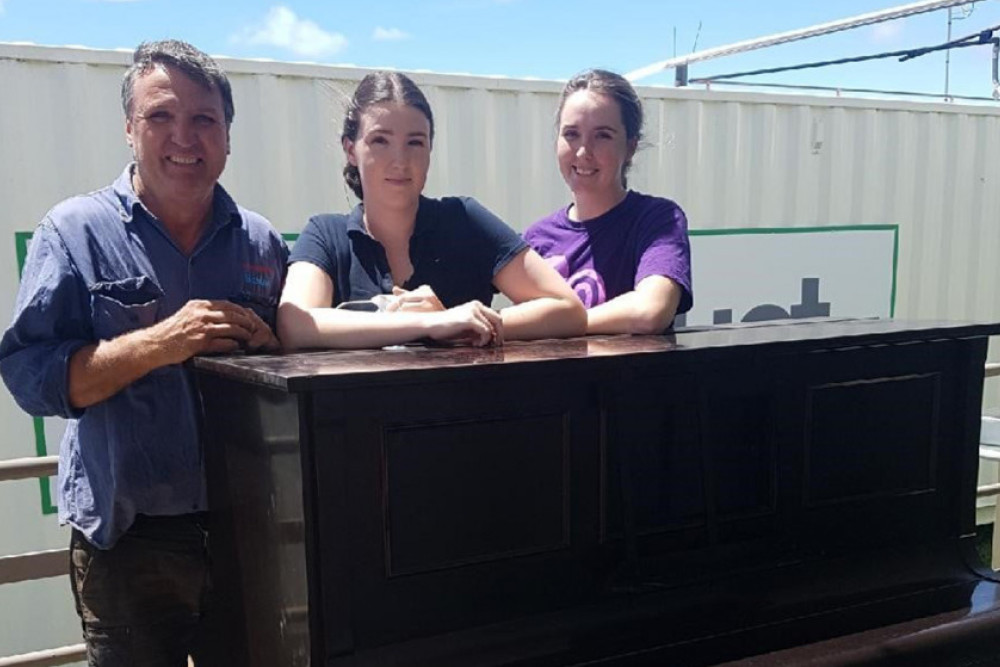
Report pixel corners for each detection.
[345,197,435,239]
[412,196,433,239]
[345,204,368,239]
[112,165,141,223]
[112,162,242,230]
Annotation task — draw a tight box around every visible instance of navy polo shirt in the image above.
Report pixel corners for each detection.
[290,196,528,308]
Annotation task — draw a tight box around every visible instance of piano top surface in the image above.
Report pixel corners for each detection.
[193,318,1000,392]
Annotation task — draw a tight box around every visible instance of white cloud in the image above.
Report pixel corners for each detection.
[436,0,522,8]
[869,20,904,44]
[373,26,409,41]
[0,0,6,16]
[235,6,347,58]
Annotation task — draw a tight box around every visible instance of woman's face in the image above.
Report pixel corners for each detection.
[557,90,635,199]
[344,102,432,207]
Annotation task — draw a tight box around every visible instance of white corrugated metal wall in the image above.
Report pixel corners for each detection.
[2,43,1000,658]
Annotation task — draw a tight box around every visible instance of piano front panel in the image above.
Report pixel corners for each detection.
[382,412,571,577]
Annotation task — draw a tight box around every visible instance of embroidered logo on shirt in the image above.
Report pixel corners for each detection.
[242,263,275,293]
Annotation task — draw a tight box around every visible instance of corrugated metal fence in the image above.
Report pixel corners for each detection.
[4,44,1000,320]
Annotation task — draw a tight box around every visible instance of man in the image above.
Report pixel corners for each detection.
[0,40,288,665]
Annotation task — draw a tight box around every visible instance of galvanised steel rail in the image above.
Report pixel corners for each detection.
[0,456,56,483]
[0,645,86,667]
[0,455,81,666]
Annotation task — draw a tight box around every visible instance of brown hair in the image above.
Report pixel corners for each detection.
[122,40,234,127]
[558,69,643,187]
[342,71,435,199]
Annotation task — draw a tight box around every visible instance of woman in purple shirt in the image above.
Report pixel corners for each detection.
[523,69,693,334]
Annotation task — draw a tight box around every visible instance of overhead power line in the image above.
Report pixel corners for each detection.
[687,24,999,84]
[625,0,980,82]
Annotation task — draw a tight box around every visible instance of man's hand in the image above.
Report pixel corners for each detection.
[67,299,273,409]
[148,299,257,364]
[242,307,280,352]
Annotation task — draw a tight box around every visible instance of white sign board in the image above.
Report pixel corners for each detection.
[678,226,897,327]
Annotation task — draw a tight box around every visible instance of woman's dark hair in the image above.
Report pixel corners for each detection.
[557,69,643,187]
[342,71,435,200]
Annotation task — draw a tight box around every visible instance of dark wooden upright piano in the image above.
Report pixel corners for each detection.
[193,319,1000,666]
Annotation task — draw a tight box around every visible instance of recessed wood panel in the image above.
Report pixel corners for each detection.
[710,393,776,519]
[602,399,705,539]
[383,414,569,576]
[804,373,940,506]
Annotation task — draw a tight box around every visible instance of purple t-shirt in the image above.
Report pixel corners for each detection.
[523,191,693,314]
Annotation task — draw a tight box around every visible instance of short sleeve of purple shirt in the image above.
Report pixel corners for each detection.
[523,191,692,314]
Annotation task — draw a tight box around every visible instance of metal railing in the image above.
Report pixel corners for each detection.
[0,645,86,667]
[0,456,56,482]
[978,366,1000,569]
[0,455,82,666]
[0,457,68,586]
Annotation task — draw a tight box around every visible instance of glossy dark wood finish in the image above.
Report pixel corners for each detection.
[194,319,1000,666]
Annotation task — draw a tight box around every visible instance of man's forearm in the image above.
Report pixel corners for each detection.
[67,328,165,409]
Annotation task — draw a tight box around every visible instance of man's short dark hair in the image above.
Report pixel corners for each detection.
[121,39,235,127]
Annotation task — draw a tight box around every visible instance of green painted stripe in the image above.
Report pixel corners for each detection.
[890,226,899,318]
[15,231,32,279]
[15,234,59,514]
[39,477,57,515]
[690,224,899,236]
[20,230,301,246]
[17,235,57,514]
[23,225,893,242]
[32,416,56,515]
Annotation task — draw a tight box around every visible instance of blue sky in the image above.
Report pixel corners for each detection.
[1,0,999,99]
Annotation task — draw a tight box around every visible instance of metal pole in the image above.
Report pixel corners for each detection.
[0,549,69,585]
[993,38,1000,100]
[675,63,689,87]
[0,645,86,667]
[945,7,953,99]
[0,456,57,482]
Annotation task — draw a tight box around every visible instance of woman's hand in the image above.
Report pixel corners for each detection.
[386,284,445,313]
[279,263,501,350]
[425,300,503,347]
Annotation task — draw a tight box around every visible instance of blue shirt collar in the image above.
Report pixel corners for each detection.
[345,203,367,237]
[345,196,433,242]
[112,163,241,231]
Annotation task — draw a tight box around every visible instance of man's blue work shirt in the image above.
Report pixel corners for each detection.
[0,166,288,549]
